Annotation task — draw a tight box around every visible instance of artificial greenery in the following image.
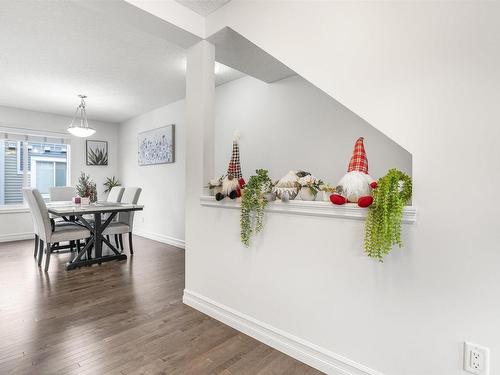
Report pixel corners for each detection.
[364,169,412,261]
[88,146,108,165]
[103,176,121,194]
[240,169,273,247]
[76,172,98,203]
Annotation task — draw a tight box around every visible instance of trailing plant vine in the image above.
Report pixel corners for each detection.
[364,169,412,261]
[240,169,273,247]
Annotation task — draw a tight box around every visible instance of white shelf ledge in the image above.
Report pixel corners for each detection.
[200,196,417,224]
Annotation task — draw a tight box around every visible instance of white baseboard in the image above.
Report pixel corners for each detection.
[0,232,33,243]
[133,230,185,249]
[183,290,385,375]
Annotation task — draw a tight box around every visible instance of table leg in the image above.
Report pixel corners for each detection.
[94,213,102,258]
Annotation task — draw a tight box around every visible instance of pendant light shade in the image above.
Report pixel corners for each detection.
[67,95,96,137]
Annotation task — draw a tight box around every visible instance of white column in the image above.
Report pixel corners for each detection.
[184,40,215,250]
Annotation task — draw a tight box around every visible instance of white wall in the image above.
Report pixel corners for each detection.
[215,75,411,183]
[0,105,118,240]
[183,2,500,375]
[118,100,186,248]
[118,74,408,248]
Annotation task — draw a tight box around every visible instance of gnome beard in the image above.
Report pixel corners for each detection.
[331,171,376,207]
[215,175,244,201]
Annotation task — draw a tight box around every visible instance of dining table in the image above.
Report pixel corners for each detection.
[47,201,144,270]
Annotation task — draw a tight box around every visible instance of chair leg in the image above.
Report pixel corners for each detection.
[70,240,75,252]
[76,240,81,253]
[87,241,93,260]
[38,239,44,266]
[34,234,39,258]
[119,234,124,251]
[44,243,52,272]
[114,234,120,250]
[128,232,134,254]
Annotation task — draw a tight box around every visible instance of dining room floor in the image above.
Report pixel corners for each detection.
[0,236,322,375]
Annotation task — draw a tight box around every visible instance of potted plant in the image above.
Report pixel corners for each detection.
[297,175,322,201]
[103,176,121,194]
[240,169,273,246]
[76,172,98,204]
[364,169,412,261]
[316,182,336,201]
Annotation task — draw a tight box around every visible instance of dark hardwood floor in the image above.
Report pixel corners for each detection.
[0,236,322,375]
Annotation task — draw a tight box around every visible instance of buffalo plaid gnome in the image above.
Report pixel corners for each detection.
[330,137,377,207]
[215,134,246,201]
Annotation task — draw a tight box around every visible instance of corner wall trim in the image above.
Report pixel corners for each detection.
[134,230,185,249]
[183,289,385,375]
[0,232,33,243]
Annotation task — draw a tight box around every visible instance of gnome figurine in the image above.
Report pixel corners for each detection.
[330,137,377,208]
[215,135,246,201]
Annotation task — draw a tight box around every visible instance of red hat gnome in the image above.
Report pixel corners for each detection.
[215,133,246,201]
[330,137,378,207]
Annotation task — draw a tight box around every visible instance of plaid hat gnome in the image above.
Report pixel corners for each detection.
[215,132,246,201]
[330,137,378,207]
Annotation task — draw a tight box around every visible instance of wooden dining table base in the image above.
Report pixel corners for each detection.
[65,212,127,270]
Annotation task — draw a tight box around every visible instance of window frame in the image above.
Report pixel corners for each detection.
[0,140,71,208]
[30,156,70,199]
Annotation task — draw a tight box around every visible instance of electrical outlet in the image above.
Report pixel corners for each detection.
[464,342,490,375]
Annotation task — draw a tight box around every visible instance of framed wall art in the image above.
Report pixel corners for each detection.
[86,140,108,166]
[138,124,175,166]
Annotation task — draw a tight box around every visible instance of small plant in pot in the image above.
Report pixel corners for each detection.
[297,174,322,201]
[240,169,273,246]
[76,172,98,204]
[364,169,412,261]
[103,176,121,194]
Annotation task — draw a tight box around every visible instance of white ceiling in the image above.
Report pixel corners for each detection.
[175,0,231,16]
[0,0,243,124]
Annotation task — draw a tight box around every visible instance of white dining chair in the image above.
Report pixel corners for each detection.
[106,186,124,203]
[105,186,124,247]
[49,186,76,202]
[102,187,142,254]
[30,188,91,271]
[23,188,42,259]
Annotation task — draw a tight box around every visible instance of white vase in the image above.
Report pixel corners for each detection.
[80,197,90,205]
[299,187,316,201]
[316,191,332,202]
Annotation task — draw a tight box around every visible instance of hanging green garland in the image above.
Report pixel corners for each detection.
[240,169,272,246]
[364,169,412,261]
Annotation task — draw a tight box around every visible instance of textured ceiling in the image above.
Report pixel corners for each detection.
[175,0,231,16]
[0,0,243,123]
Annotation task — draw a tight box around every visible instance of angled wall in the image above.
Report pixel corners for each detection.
[127,2,500,374]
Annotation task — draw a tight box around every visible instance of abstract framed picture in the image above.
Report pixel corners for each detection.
[86,140,108,166]
[138,124,175,166]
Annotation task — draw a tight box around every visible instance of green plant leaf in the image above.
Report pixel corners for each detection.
[364,169,412,261]
[240,169,272,246]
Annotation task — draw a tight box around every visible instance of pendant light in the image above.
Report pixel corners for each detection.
[67,95,96,137]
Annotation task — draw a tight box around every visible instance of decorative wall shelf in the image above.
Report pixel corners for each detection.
[200,196,417,224]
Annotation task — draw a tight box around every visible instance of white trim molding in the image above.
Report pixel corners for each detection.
[0,205,30,214]
[0,232,33,243]
[200,196,417,223]
[133,230,185,249]
[183,290,386,375]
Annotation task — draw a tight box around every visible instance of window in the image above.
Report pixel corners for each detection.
[0,137,70,205]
